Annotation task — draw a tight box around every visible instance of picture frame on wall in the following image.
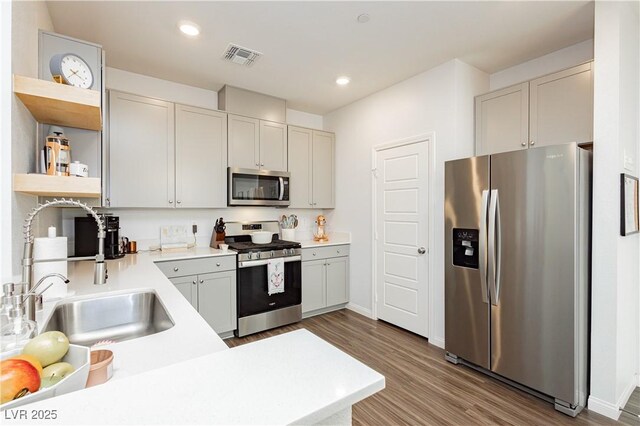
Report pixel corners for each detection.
[620,173,639,236]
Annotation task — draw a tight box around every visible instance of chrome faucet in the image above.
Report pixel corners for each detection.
[22,198,107,321]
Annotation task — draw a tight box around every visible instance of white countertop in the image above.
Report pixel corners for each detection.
[8,330,384,425]
[5,245,384,424]
[297,232,351,248]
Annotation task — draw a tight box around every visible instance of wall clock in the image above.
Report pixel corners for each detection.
[49,53,94,89]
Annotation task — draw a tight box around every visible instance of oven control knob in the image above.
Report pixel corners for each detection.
[270,250,275,258]
[248,252,254,260]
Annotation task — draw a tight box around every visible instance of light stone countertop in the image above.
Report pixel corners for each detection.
[5,245,383,425]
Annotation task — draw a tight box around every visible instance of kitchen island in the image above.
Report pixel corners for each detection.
[3,248,384,425]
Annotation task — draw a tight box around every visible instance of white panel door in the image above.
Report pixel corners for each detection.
[198,271,237,334]
[108,91,175,207]
[375,141,429,337]
[259,120,287,171]
[326,257,349,306]
[302,259,326,313]
[228,114,259,169]
[475,83,529,155]
[169,276,198,309]
[529,62,593,147]
[288,126,313,208]
[175,105,227,208]
[312,130,335,208]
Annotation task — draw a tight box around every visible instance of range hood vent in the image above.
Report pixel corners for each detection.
[223,44,262,67]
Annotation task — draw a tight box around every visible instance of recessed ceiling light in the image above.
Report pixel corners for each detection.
[357,14,370,24]
[336,76,350,86]
[179,21,200,37]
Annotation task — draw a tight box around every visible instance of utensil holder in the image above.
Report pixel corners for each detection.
[282,229,296,241]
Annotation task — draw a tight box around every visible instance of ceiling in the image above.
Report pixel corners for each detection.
[46,1,594,114]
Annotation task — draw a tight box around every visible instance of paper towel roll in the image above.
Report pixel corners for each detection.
[33,237,68,301]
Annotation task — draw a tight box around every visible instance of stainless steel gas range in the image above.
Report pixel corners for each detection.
[224,221,302,337]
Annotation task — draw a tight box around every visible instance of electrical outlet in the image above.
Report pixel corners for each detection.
[192,223,198,234]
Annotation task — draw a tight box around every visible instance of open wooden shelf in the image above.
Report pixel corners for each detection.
[13,74,102,131]
[13,174,101,198]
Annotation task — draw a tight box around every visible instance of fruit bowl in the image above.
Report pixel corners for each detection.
[0,344,90,410]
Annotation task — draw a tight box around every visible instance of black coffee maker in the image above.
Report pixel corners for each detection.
[75,213,124,259]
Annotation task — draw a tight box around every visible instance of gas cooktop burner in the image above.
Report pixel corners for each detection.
[224,236,301,253]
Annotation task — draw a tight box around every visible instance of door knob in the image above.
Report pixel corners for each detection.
[418,247,426,254]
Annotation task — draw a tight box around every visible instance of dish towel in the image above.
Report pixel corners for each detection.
[268,258,285,296]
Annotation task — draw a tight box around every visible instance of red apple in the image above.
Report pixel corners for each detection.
[1,359,41,404]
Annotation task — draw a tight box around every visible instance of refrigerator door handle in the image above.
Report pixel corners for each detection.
[488,189,502,306]
[479,190,489,304]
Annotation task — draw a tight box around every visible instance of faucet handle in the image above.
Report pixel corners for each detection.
[2,283,15,296]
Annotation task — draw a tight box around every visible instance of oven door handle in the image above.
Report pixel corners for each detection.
[238,255,301,268]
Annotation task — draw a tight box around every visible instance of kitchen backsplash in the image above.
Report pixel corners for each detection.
[60,208,332,253]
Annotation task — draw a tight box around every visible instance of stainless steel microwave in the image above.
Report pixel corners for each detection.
[228,168,290,207]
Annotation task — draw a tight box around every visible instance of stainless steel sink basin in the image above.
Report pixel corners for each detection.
[42,291,175,346]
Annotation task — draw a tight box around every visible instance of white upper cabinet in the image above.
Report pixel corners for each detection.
[288,126,335,209]
[259,121,288,171]
[108,91,175,208]
[108,91,227,208]
[287,126,313,208]
[228,114,287,171]
[228,114,259,169]
[475,83,529,156]
[175,105,227,208]
[529,62,593,148]
[475,62,593,156]
[311,130,335,208]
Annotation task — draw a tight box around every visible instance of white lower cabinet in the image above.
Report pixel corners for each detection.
[301,245,349,317]
[160,256,237,336]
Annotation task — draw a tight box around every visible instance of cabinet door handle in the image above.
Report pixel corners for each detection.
[521,141,526,147]
[192,280,196,285]
[530,140,535,146]
[255,162,259,166]
[260,163,264,167]
[169,200,173,204]
[174,267,179,272]
[200,279,204,284]
[177,200,181,204]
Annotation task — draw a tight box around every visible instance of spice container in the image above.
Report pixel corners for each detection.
[86,349,114,387]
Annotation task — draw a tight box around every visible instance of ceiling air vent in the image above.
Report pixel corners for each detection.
[222,44,262,67]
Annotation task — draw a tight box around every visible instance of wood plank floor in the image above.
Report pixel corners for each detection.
[228,309,629,425]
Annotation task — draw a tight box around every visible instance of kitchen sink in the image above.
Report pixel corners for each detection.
[41,291,175,346]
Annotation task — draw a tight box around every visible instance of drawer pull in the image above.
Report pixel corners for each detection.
[312,253,316,256]
[337,250,341,254]
[173,267,179,272]
[216,262,221,267]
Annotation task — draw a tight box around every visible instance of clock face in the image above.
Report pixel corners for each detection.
[59,54,93,89]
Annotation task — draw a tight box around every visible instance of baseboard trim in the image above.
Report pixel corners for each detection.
[617,375,638,411]
[346,303,373,319]
[429,336,445,349]
[587,396,621,420]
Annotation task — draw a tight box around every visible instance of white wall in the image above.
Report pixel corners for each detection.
[588,1,640,420]
[107,67,323,129]
[0,1,12,282]
[94,67,324,251]
[9,1,55,279]
[323,59,488,346]
[286,108,323,130]
[490,39,593,91]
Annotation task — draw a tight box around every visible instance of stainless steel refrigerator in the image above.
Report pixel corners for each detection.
[444,143,590,417]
